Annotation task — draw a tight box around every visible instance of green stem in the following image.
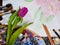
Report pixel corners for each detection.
[6,9,19,45]
[12,16,22,29]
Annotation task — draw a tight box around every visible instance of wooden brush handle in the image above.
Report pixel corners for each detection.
[0,0,2,6]
[58,29,60,32]
[43,24,55,45]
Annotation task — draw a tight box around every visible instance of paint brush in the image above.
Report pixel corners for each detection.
[53,29,60,39]
[43,24,55,45]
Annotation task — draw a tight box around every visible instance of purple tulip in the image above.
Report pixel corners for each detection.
[18,7,28,18]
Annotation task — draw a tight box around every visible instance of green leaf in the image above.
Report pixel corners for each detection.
[12,16,22,29]
[8,22,33,45]
[6,8,19,45]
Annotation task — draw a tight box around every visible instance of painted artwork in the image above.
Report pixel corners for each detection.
[0,0,60,45]
[1,0,60,37]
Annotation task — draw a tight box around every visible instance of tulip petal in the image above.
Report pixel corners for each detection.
[18,7,28,17]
